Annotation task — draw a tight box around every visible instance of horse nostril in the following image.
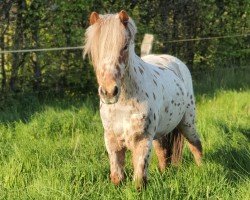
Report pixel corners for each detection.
[100,87,107,96]
[113,86,119,96]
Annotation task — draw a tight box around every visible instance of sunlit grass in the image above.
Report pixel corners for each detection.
[0,89,249,199]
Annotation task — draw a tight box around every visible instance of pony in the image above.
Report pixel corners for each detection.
[83,10,202,189]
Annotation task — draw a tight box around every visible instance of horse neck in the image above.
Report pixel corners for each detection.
[119,49,144,101]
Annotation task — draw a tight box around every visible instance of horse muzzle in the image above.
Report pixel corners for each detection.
[98,86,120,104]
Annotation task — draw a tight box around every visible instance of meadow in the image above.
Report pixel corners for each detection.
[0,68,249,199]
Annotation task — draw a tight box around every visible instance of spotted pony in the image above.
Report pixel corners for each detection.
[84,10,202,189]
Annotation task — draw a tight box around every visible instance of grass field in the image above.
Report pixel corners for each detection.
[0,70,249,199]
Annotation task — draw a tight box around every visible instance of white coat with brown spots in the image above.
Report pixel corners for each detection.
[84,10,202,190]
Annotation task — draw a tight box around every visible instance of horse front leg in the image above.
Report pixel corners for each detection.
[131,134,153,190]
[104,132,126,185]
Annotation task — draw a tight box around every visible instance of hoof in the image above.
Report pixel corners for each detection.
[134,176,147,191]
[110,173,123,186]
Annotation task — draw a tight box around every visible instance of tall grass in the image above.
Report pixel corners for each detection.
[0,69,249,199]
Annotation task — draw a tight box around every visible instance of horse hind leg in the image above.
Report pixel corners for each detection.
[153,135,171,172]
[153,128,184,172]
[178,116,202,166]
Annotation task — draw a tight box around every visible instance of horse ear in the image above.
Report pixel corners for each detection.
[89,12,99,25]
[119,10,129,26]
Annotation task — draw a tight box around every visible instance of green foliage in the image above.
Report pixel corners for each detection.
[0,0,249,95]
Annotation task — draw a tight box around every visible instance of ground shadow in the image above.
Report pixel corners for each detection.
[217,120,250,142]
[205,122,250,183]
[206,147,249,183]
[238,127,250,141]
[0,91,99,124]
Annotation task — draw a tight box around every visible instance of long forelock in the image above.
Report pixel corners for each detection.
[84,13,137,71]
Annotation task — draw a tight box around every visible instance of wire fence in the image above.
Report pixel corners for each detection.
[0,33,249,54]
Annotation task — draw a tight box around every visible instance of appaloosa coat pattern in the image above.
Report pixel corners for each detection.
[84,10,202,189]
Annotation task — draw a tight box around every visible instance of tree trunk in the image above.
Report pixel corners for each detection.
[32,52,41,91]
[1,0,12,92]
[0,35,6,92]
[160,0,169,53]
[10,0,26,92]
[60,25,71,91]
[31,25,41,91]
[184,2,198,70]
[172,7,178,55]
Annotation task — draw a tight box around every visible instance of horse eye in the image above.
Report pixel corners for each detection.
[123,44,128,51]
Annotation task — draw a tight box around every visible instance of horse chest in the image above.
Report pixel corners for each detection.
[100,101,148,138]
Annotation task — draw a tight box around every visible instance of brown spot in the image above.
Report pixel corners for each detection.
[133,67,137,73]
[153,79,157,86]
[191,100,194,105]
[154,70,160,76]
[165,107,168,112]
[148,118,151,124]
[177,103,180,106]
[153,93,156,100]
[145,92,149,98]
[154,113,156,120]
[160,56,169,62]
[154,126,157,131]
[190,95,193,99]
[170,113,173,116]
[177,92,179,96]
[156,62,163,66]
[171,100,174,104]
[139,67,144,75]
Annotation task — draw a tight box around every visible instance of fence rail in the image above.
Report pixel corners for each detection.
[0,33,249,54]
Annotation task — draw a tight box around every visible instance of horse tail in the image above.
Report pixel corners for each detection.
[166,128,184,165]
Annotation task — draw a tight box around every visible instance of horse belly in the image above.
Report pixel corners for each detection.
[156,81,188,135]
[157,109,185,135]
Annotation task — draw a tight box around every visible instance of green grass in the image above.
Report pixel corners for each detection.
[0,79,249,199]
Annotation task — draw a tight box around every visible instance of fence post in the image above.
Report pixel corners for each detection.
[140,34,154,57]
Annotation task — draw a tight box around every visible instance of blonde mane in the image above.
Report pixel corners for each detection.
[84,13,137,69]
